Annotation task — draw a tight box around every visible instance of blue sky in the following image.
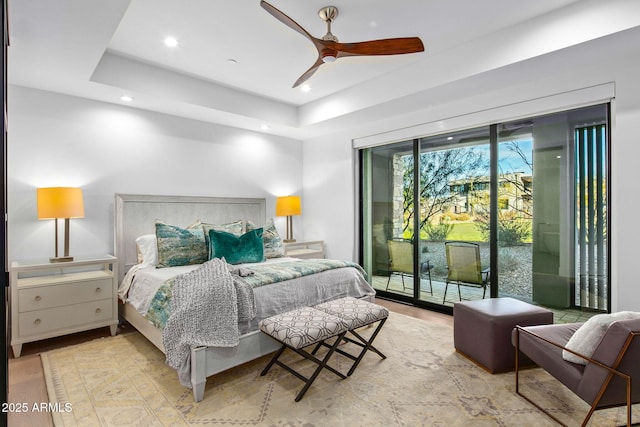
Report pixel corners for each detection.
[498,138,533,174]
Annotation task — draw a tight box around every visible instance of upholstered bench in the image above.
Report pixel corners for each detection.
[259,306,351,401]
[259,298,389,401]
[314,296,389,376]
[453,297,553,373]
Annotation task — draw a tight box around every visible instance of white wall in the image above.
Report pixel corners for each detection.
[303,28,640,312]
[8,86,303,262]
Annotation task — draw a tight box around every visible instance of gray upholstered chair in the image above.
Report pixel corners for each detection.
[513,317,640,426]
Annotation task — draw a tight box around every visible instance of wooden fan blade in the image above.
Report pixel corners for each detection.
[293,57,324,88]
[260,1,317,45]
[335,37,424,58]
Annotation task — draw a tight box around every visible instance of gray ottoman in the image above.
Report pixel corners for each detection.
[453,297,553,373]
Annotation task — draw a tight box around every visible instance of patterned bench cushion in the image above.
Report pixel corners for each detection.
[314,297,389,329]
[259,306,350,349]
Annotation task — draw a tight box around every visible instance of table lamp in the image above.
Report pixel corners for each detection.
[276,195,301,242]
[37,187,85,262]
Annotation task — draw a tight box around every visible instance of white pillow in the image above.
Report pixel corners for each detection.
[562,311,640,364]
[135,234,158,267]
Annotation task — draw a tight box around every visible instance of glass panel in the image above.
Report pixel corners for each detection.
[417,127,490,307]
[497,125,534,302]
[362,140,416,298]
[498,104,609,310]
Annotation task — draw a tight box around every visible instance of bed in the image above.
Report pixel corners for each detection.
[114,194,375,402]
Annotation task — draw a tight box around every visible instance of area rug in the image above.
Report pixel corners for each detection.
[41,312,631,426]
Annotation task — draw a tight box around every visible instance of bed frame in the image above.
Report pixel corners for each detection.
[114,193,280,402]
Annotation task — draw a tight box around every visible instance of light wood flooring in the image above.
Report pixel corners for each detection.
[7,299,448,427]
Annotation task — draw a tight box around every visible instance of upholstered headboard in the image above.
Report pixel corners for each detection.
[114,194,266,283]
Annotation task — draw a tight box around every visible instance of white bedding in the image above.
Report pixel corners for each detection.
[119,257,376,334]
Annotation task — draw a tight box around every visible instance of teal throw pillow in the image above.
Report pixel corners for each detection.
[155,220,207,268]
[209,228,265,265]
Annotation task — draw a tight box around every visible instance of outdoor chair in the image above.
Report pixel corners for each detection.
[443,241,489,303]
[386,239,432,294]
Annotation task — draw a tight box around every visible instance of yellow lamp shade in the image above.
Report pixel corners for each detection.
[276,196,301,216]
[37,187,85,219]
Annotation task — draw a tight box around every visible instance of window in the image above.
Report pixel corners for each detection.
[360,104,610,313]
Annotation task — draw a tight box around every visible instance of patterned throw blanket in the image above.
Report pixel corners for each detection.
[241,259,366,288]
[161,258,256,387]
[146,258,365,329]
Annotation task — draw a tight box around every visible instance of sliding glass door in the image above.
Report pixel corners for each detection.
[362,141,417,301]
[417,128,491,306]
[361,104,610,313]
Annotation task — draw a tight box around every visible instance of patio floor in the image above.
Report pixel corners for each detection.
[373,274,598,324]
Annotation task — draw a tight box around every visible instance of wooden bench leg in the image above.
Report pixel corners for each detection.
[293,331,347,402]
[316,318,388,376]
[344,317,388,376]
[261,332,348,402]
[260,345,287,376]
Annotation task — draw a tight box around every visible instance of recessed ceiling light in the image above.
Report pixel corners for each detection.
[261,124,271,131]
[300,84,311,93]
[163,36,179,47]
[120,95,134,102]
[447,136,453,140]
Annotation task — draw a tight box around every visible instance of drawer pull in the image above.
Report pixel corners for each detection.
[95,287,102,294]
[95,308,101,314]
[34,295,42,302]
[34,319,41,325]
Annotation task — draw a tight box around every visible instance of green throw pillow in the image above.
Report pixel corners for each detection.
[155,220,207,268]
[209,228,265,265]
[246,218,285,258]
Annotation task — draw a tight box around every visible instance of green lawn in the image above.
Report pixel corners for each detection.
[408,220,532,243]
[413,222,484,242]
[446,222,484,241]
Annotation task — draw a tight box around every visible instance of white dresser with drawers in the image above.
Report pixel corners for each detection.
[10,255,118,357]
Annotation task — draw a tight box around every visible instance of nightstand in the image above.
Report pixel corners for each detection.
[10,255,118,357]
[283,241,325,259]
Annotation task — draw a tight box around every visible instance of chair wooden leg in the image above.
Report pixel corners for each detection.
[514,329,569,426]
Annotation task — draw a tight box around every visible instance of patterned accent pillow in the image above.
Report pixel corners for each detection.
[155,220,207,268]
[246,218,285,258]
[209,228,265,265]
[202,220,244,253]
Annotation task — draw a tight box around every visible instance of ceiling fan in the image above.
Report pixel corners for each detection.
[260,1,425,88]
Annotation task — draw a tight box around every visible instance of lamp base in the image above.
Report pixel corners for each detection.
[283,239,296,243]
[50,256,74,263]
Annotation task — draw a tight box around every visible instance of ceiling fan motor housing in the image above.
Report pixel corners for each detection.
[322,49,338,62]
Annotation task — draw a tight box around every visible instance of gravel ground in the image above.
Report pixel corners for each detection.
[422,242,533,300]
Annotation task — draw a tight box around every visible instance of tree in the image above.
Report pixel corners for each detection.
[474,139,533,245]
[401,146,488,238]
